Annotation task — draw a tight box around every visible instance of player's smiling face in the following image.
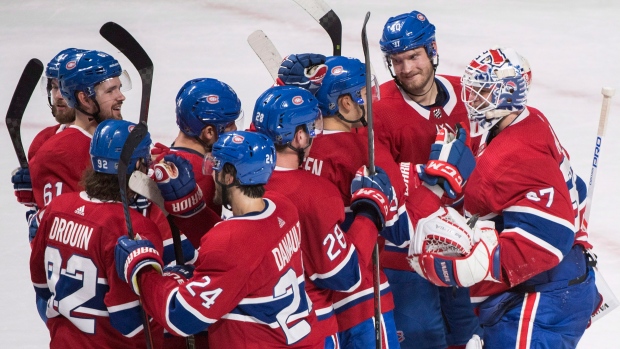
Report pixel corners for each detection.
[94,76,125,121]
[390,46,434,94]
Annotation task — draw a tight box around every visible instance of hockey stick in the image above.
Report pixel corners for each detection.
[6,59,44,168]
[248,30,283,82]
[129,171,186,267]
[584,87,615,226]
[129,171,195,348]
[361,12,382,349]
[100,22,154,124]
[118,121,154,349]
[292,0,342,56]
[583,87,619,324]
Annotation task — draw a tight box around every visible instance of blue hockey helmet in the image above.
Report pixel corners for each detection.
[252,85,322,145]
[315,56,368,116]
[205,131,275,185]
[46,48,88,79]
[461,47,532,135]
[379,11,436,59]
[90,119,152,175]
[58,50,127,108]
[176,78,243,138]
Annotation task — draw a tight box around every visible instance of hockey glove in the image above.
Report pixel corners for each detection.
[418,125,476,199]
[115,236,163,295]
[129,194,151,212]
[150,142,171,164]
[163,264,195,285]
[152,154,206,218]
[350,165,394,231]
[11,167,35,207]
[409,220,501,287]
[27,209,39,243]
[410,207,475,257]
[277,53,328,95]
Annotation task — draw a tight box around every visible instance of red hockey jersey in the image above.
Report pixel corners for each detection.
[30,125,92,209]
[28,123,66,162]
[138,191,321,348]
[464,107,581,297]
[30,191,165,349]
[267,168,372,340]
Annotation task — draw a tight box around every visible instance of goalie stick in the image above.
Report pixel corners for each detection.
[248,30,283,82]
[6,59,44,168]
[100,22,154,124]
[118,121,154,349]
[292,0,342,56]
[584,87,619,324]
[361,12,382,349]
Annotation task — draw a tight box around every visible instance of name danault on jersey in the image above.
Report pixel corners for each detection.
[272,221,303,271]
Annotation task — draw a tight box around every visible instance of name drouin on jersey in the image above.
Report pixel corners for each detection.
[48,217,93,251]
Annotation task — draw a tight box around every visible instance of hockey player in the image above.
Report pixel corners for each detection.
[295,55,408,348]
[30,119,164,348]
[11,48,85,239]
[150,78,242,248]
[410,47,600,348]
[370,11,483,348]
[114,130,323,348]
[253,85,394,347]
[29,49,130,209]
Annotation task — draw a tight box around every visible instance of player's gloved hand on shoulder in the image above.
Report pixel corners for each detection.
[11,167,35,207]
[277,53,328,95]
[115,236,163,295]
[152,154,205,218]
[418,124,476,199]
[163,264,195,285]
[150,142,171,164]
[409,219,501,288]
[350,165,394,231]
[129,194,151,212]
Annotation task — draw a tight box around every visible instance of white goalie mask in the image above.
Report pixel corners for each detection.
[460,47,532,136]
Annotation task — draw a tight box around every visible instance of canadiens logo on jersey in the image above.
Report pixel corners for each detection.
[431,107,442,119]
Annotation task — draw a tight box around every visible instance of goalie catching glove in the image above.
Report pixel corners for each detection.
[418,124,476,199]
[409,215,501,288]
[276,53,328,95]
[152,154,206,218]
[350,165,394,231]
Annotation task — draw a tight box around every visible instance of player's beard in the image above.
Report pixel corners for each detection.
[52,104,76,124]
[99,101,123,121]
[397,63,435,96]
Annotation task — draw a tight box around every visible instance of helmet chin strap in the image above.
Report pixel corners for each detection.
[215,174,235,211]
[336,104,367,127]
[78,97,103,124]
[287,137,313,167]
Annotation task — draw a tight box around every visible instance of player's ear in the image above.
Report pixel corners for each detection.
[337,94,353,113]
[201,125,216,142]
[293,128,308,148]
[76,91,92,109]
